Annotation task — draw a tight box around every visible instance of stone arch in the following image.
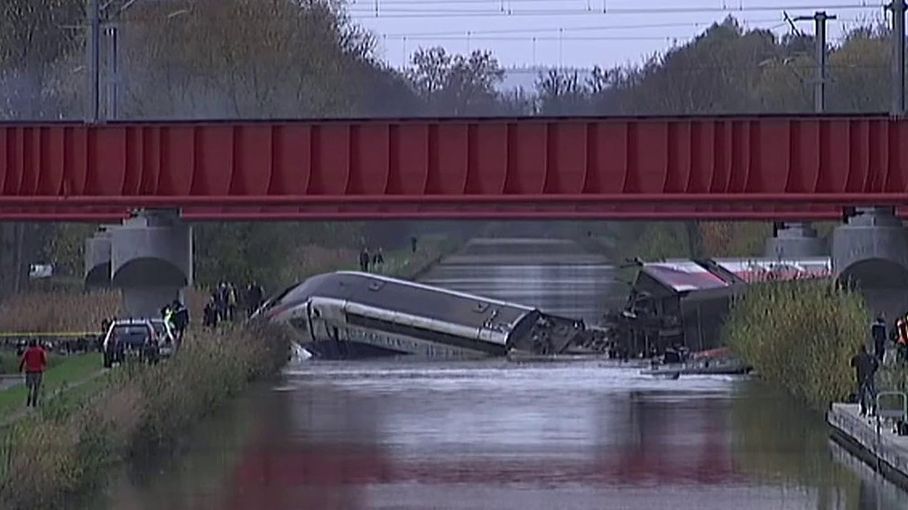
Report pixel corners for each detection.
[838,258,908,321]
[112,257,188,288]
[85,262,111,288]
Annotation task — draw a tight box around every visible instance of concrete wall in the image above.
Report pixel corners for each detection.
[84,229,112,288]
[764,222,827,259]
[833,208,908,319]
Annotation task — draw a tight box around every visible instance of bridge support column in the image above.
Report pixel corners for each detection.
[84,226,113,288]
[84,210,192,318]
[764,222,826,259]
[832,207,908,319]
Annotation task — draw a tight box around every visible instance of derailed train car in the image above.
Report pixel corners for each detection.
[259,271,589,359]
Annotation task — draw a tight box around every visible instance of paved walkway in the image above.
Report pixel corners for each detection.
[828,403,908,487]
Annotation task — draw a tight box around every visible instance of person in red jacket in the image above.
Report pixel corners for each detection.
[19,340,48,407]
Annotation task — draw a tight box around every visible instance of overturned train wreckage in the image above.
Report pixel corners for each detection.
[259,272,601,359]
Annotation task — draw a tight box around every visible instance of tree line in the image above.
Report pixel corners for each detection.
[1,3,897,120]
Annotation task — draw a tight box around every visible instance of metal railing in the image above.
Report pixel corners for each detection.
[876,391,908,421]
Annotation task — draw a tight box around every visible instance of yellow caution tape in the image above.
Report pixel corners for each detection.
[0,332,101,338]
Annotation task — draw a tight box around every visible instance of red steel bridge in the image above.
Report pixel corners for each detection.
[2,114,908,221]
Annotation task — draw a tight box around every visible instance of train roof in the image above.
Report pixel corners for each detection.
[638,256,832,294]
[273,271,536,331]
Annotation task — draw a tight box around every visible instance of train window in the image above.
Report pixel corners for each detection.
[368,281,385,291]
[473,302,489,313]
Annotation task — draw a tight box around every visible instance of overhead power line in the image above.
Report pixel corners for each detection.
[382,19,782,37]
[404,63,891,73]
[392,35,692,41]
[347,3,885,19]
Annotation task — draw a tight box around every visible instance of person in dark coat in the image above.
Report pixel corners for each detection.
[372,248,385,272]
[851,345,879,417]
[203,296,219,330]
[872,315,887,362]
[246,282,264,317]
[359,248,371,272]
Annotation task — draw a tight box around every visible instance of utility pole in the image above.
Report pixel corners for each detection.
[106,24,119,120]
[87,0,101,123]
[890,1,907,116]
[794,11,836,113]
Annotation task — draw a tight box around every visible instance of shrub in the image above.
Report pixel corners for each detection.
[725,279,869,410]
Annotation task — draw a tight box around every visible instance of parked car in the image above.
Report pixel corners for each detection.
[102,320,160,368]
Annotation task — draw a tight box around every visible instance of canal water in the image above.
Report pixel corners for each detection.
[85,237,908,509]
[417,237,627,323]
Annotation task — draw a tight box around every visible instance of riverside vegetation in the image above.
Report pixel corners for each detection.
[725,279,870,410]
[0,323,292,510]
[0,236,452,508]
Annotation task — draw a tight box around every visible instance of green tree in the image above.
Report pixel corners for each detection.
[0,0,83,118]
[536,69,589,115]
[407,47,506,115]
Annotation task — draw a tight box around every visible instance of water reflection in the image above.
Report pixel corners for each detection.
[87,362,908,510]
[417,238,626,322]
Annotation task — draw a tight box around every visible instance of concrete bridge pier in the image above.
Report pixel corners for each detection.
[764,222,827,259]
[832,207,908,319]
[84,227,113,288]
[84,210,193,318]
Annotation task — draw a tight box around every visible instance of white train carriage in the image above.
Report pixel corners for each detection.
[260,271,565,359]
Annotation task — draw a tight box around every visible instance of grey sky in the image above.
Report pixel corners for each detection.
[350,0,888,69]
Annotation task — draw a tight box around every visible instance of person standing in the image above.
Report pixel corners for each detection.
[372,248,385,273]
[203,296,220,330]
[359,248,371,272]
[872,315,887,363]
[227,283,238,321]
[171,299,189,349]
[246,282,264,317]
[851,345,879,417]
[19,340,48,407]
[897,314,908,365]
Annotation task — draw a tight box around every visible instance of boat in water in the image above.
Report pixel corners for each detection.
[639,347,752,377]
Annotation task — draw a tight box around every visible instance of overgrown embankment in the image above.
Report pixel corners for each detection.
[0,291,120,333]
[0,322,291,510]
[725,280,869,410]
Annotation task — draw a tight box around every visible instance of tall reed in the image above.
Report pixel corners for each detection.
[724,279,869,410]
[0,291,120,333]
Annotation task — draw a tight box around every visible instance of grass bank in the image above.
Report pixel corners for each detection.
[0,322,291,510]
[725,279,869,410]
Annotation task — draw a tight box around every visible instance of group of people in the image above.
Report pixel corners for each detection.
[203,281,264,329]
[358,247,385,273]
[852,313,908,417]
